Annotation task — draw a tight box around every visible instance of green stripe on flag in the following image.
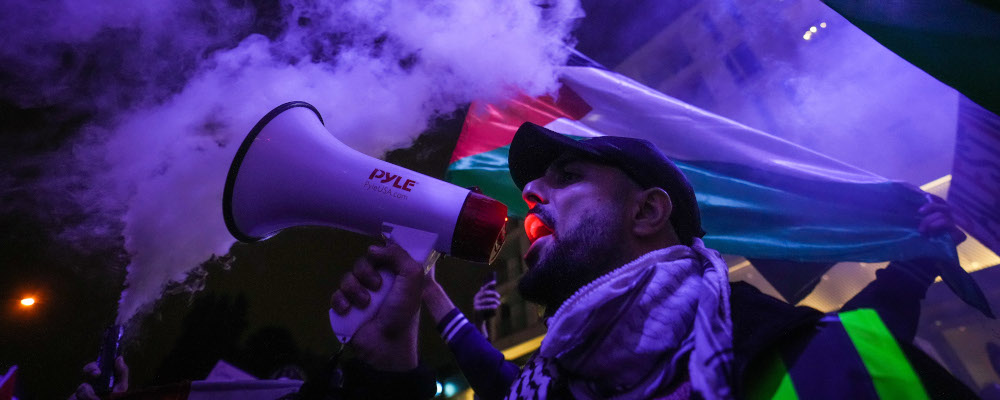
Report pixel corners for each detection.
[839,309,929,400]
[446,145,528,217]
[446,135,588,218]
[747,349,799,400]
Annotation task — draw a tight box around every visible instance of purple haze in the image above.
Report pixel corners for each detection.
[609,0,958,186]
[1,0,582,324]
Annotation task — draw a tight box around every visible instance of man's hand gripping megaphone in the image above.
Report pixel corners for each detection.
[329,225,440,370]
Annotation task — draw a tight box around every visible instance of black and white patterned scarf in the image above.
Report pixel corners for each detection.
[505,239,733,400]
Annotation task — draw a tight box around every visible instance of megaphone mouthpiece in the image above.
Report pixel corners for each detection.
[452,191,508,263]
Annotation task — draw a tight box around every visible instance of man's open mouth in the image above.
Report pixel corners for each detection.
[524,213,554,243]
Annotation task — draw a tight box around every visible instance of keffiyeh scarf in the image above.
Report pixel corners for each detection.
[506,238,734,399]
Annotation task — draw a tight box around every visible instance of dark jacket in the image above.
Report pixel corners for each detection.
[298,281,977,400]
[730,281,978,399]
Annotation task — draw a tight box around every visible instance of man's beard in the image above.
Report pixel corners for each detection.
[518,209,627,312]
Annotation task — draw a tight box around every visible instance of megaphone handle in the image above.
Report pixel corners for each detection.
[330,223,439,344]
[329,270,396,344]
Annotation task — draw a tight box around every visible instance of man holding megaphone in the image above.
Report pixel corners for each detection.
[327,121,734,399]
[223,102,729,398]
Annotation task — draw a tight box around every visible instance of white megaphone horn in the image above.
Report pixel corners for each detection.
[223,101,508,343]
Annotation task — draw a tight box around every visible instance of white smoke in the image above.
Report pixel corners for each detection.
[4,0,582,324]
[667,0,958,185]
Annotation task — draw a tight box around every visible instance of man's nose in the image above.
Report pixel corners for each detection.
[522,178,548,208]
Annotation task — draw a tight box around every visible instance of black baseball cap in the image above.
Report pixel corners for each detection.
[508,122,705,245]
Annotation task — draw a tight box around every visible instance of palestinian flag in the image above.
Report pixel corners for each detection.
[446,65,990,315]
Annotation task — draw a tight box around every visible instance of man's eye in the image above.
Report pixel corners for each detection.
[557,170,580,184]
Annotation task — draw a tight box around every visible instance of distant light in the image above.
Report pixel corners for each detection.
[443,382,458,397]
[803,32,812,40]
[820,22,827,28]
[809,26,818,33]
[435,382,443,397]
[20,297,35,307]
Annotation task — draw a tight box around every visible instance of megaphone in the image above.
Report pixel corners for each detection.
[223,101,508,343]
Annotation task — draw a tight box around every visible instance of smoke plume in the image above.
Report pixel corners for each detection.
[1,0,581,323]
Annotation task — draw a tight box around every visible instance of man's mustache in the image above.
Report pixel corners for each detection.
[527,206,556,231]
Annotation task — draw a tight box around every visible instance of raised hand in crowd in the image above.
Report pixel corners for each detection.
[68,356,128,400]
[472,279,501,339]
[918,194,966,245]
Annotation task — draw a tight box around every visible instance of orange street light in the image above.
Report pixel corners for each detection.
[20,297,36,307]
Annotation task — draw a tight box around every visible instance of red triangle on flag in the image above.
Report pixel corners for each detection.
[450,85,591,163]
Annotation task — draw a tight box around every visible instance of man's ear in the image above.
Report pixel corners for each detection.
[633,187,673,237]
